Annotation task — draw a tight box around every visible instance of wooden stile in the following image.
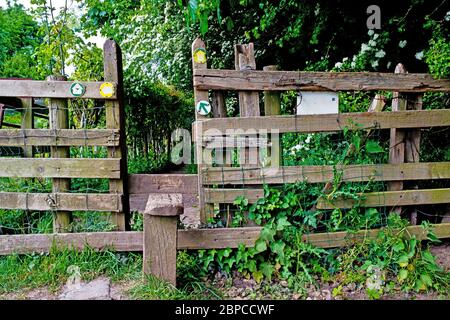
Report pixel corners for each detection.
[143,193,183,285]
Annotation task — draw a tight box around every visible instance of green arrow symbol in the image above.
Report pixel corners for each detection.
[197,101,210,114]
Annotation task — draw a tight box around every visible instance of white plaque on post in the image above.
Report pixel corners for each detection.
[296,91,339,115]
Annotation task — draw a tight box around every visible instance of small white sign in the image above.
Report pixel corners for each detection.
[196,100,211,116]
[296,91,339,115]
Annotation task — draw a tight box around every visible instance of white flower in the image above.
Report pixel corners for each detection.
[351,61,356,68]
[373,33,379,40]
[334,62,343,69]
[342,57,348,62]
[368,40,377,47]
[445,11,450,21]
[371,60,379,68]
[305,134,313,144]
[387,61,392,69]
[375,50,385,58]
[360,43,370,53]
[368,30,375,36]
[398,40,407,48]
[415,51,424,60]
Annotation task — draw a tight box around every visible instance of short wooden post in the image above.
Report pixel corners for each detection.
[103,40,130,231]
[143,193,183,286]
[20,98,33,158]
[388,63,407,215]
[48,75,72,232]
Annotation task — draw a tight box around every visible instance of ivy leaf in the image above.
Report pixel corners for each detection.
[270,240,286,261]
[351,134,361,151]
[366,140,384,153]
[255,238,267,253]
[397,255,409,268]
[260,225,276,242]
[398,269,408,282]
[420,274,433,287]
[259,262,274,282]
[276,216,291,231]
[427,232,441,244]
[393,240,405,252]
[414,279,426,292]
[252,270,264,283]
[245,259,257,273]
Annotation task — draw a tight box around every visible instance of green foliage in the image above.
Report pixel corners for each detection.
[424,14,450,78]
[0,2,40,78]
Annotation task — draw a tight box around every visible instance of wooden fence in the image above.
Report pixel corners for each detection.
[0,40,130,232]
[1,38,450,287]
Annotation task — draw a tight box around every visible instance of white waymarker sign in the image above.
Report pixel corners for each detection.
[196,100,211,116]
[296,91,339,115]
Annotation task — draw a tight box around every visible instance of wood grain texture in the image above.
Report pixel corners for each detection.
[0,79,118,99]
[0,129,120,146]
[48,75,72,232]
[192,37,213,223]
[388,64,407,198]
[143,214,178,285]
[0,158,121,178]
[205,188,263,203]
[202,162,450,185]
[199,109,450,135]
[194,69,450,92]
[20,98,33,158]
[1,223,449,255]
[0,192,123,212]
[128,174,198,194]
[144,193,183,217]
[128,174,198,222]
[316,188,450,209]
[0,231,143,255]
[104,39,130,231]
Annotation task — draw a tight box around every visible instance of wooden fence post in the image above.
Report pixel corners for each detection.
[263,65,281,167]
[235,43,260,167]
[143,193,183,286]
[388,63,407,215]
[192,38,214,224]
[405,94,422,225]
[48,75,72,233]
[20,98,33,158]
[103,40,130,231]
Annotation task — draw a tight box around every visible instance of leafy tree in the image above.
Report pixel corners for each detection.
[0,2,41,78]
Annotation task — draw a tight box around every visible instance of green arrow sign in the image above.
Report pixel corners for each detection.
[196,100,211,116]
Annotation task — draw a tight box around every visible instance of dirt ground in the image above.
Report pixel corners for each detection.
[1,243,448,300]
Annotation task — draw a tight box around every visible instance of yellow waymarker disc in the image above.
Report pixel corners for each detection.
[99,82,115,98]
[193,48,207,64]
